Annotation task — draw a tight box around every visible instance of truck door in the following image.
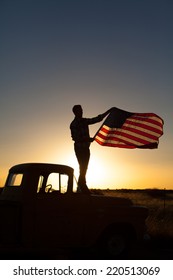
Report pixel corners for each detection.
[33,173,92,248]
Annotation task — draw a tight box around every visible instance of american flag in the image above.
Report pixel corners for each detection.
[94,107,164,149]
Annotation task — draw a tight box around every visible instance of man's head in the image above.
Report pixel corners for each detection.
[72,105,83,118]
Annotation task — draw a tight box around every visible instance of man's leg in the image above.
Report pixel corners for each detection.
[75,146,90,193]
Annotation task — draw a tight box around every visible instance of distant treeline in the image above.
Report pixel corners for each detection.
[91,188,173,198]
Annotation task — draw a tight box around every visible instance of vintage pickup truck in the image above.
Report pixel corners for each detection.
[0,163,148,258]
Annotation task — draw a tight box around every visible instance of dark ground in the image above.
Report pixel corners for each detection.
[0,236,173,260]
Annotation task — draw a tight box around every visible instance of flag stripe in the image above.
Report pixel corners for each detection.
[95,134,135,148]
[133,112,163,124]
[129,115,163,128]
[123,124,161,140]
[97,128,145,146]
[116,130,154,145]
[118,127,158,142]
[122,124,161,140]
[96,132,158,148]
[98,126,152,146]
[125,118,163,135]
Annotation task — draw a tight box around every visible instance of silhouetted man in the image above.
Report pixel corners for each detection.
[70,105,111,194]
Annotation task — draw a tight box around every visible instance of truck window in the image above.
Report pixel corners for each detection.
[7,173,23,186]
[46,173,68,193]
[41,173,68,193]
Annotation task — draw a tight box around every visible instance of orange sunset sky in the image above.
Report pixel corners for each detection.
[0,0,173,189]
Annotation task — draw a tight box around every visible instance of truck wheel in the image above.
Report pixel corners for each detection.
[101,230,129,259]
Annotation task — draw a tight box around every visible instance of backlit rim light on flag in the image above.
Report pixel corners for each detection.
[95,112,163,149]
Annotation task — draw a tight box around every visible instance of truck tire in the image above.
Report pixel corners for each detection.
[100,229,129,259]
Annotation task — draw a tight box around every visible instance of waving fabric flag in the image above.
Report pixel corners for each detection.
[95,107,164,149]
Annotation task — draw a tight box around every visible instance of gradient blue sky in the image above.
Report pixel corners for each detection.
[1,0,173,189]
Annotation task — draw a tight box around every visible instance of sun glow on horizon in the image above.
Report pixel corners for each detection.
[64,153,107,187]
[64,152,129,189]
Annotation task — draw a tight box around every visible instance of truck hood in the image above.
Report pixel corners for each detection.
[90,194,133,207]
